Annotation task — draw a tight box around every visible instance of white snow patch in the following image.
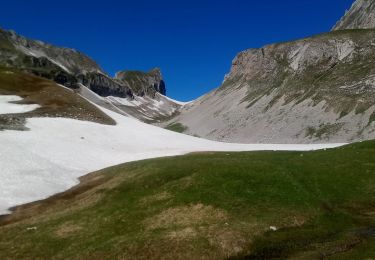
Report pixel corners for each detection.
[0,98,345,215]
[147,105,162,112]
[107,96,137,107]
[47,58,71,73]
[153,99,165,108]
[0,95,40,114]
[157,93,192,106]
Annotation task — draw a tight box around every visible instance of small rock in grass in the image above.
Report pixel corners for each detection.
[26,226,37,231]
[270,226,277,231]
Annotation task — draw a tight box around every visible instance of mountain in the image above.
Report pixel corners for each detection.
[165,29,375,143]
[0,28,105,86]
[162,2,375,144]
[115,68,166,97]
[0,28,182,121]
[333,0,375,30]
[0,29,102,73]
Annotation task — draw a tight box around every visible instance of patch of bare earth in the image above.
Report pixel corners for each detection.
[139,191,172,205]
[146,203,228,230]
[55,222,82,238]
[144,203,251,257]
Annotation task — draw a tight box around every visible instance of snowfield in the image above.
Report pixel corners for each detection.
[0,95,345,215]
[0,95,40,114]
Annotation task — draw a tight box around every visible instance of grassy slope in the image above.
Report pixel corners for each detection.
[165,122,188,133]
[1,141,375,259]
[0,67,115,126]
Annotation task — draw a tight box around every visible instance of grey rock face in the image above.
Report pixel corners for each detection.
[166,29,375,143]
[1,29,103,74]
[333,0,375,30]
[0,28,167,102]
[0,28,114,92]
[115,68,166,97]
[18,55,79,87]
[77,72,133,98]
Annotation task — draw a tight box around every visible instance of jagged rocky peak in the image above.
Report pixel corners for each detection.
[0,28,103,74]
[115,68,166,97]
[333,0,375,30]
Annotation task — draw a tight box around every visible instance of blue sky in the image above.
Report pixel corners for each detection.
[1,0,353,101]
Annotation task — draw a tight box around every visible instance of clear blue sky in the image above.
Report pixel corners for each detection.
[1,0,354,101]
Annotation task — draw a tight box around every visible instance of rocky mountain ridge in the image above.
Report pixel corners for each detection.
[163,0,375,143]
[0,27,180,121]
[0,28,167,99]
[333,0,375,30]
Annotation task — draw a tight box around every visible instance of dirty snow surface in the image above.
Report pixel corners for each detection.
[0,95,344,215]
[0,95,40,114]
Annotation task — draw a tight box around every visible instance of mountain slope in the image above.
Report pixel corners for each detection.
[77,85,182,122]
[0,29,103,74]
[333,0,375,30]
[0,28,181,121]
[165,29,375,143]
[0,28,107,89]
[0,67,115,130]
[1,141,374,258]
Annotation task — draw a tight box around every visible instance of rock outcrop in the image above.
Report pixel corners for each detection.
[165,29,375,143]
[115,68,166,97]
[333,0,375,30]
[0,28,103,74]
[77,72,133,98]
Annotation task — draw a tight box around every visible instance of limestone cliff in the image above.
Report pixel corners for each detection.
[333,0,375,30]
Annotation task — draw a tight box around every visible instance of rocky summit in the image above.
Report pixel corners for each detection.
[115,68,166,97]
[163,0,375,143]
[333,0,375,30]
[0,28,103,86]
